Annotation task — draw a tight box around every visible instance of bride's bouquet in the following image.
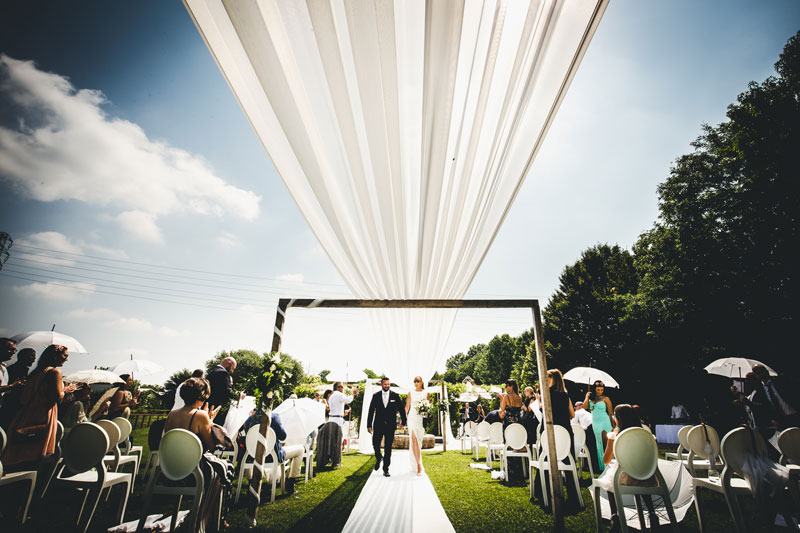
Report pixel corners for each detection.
[416,398,433,417]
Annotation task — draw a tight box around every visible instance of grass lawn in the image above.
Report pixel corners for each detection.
[16,429,783,532]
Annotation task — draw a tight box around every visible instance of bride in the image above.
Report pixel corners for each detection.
[405,376,430,476]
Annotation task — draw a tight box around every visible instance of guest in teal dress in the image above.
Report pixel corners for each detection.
[584,380,614,472]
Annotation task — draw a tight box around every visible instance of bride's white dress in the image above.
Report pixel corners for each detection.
[407,389,427,474]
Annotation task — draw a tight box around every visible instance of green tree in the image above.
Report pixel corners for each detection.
[634,30,800,377]
[207,349,305,397]
[162,368,191,409]
[363,368,379,379]
[543,244,641,374]
[318,369,332,383]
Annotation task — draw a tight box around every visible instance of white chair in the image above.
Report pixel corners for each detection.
[502,423,530,479]
[487,422,505,469]
[593,427,679,533]
[137,428,209,533]
[572,423,595,479]
[0,426,37,525]
[461,421,477,455]
[664,425,692,463]
[473,421,491,461]
[53,422,131,533]
[530,425,583,509]
[693,426,799,532]
[685,424,724,477]
[235,425,288,504]
[97,419,139,494]
[778,427,800,483]
[113,417,143,473]
[302,432,317,482]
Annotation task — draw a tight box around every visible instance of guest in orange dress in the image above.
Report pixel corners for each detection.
[2,344,77,471]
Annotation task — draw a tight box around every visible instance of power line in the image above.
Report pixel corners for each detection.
[1,267,276,307]
[12,243,349,287]
[0,272,269,313]
[9,256,350,296]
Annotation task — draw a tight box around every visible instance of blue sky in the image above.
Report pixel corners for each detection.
[1,1,798,385]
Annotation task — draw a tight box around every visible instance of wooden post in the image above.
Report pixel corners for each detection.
[532,301,564,532]
[245,298,288,527]
[441,380,447,451]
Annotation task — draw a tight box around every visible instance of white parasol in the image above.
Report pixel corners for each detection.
[563,367,620,388]
[12,329,88,355]
[273,397,326,446]
[64,369,124,385]
[704,357,777,379]
[113,358,163,377]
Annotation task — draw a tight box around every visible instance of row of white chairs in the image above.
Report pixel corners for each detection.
[666,423,800,532]
[0,415,141,529]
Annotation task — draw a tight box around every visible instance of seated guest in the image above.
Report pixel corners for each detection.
[322,390,332,420]
[108,374,140,419]
[164,377,221,451]
[460,403,478,423]
[595,404,660,529]
[164,377,232,529]
[475,404,486,423]
[484,408,502,424]
[59,383,110,439]
[2,345,78,471]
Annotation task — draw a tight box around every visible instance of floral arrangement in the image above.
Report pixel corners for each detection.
[251,352,292,411]
[416,398,433,417]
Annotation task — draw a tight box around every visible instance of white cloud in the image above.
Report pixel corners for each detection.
[0,55,261,243]
[276,273,304,283]
[16,231,129,265]
[13,280,95,301]
[64,308,189,336]
[116,211,164,244]
[216,231,240,249]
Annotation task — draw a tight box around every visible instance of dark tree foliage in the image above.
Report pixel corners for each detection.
[207,349,306,394]
[635,30,800,379]
[162,368,191,409]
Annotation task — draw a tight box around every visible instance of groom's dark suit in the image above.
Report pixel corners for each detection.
[367,388,407,473]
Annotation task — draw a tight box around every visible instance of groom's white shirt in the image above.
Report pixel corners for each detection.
[382,390,389,407]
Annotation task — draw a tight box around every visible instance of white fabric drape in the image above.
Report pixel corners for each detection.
[185,0,608,386]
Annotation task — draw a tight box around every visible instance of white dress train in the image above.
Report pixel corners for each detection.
[407,390,427,474]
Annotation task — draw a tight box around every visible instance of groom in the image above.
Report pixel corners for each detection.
[367,376,406,477]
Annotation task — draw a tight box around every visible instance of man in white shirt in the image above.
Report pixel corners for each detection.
[573,401,593,430]
[0,338,21,403]
[670,402,690,421]
[328,381,356,429]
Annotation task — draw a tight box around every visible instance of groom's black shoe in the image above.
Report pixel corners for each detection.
[374,458,381,471]
[383,470,390,477]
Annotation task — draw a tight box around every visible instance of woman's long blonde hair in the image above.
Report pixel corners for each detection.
[547,369,567,393]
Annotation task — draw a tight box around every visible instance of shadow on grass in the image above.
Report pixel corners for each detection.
[287,458,375,533]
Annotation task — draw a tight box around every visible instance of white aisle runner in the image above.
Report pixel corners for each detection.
[342,451,455,533]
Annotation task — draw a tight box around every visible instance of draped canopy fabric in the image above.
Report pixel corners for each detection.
[185,0,608,386]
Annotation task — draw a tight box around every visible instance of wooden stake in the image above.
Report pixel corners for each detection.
[245,299,287,527]
[441,380,447,451]
[532,301,564,531]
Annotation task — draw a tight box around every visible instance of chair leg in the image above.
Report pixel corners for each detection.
[662,486,680,532]
[693,486,705,533]
[571,467,584,508]
[77,489,90,525]
[614,490,629,533]
[633,495,646,531]
[136,471,157,533]
[117,480,131,523]
[541,467,549,508]
[724,490,747,533]
[20,475,36,525]
[235,463,247,504]
[81,488,104,533]
[593,486,604,533]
